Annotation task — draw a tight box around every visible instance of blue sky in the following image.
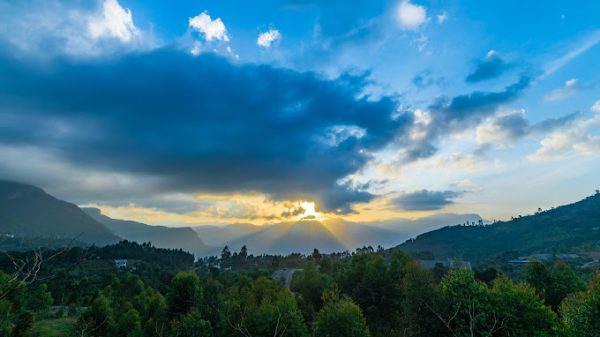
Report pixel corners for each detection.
[0,0,599,225]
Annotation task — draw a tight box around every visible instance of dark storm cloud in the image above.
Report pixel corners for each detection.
[392,190,461,211]
[0,49,413,212]
[466,51,512,83]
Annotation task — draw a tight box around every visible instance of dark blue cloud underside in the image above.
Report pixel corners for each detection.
[466,54,511,83]
[392,190,460,211]
[0,49,412,212]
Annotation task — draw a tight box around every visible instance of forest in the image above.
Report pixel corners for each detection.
[0,241,598,337]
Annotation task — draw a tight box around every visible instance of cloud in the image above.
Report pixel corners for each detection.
[189,11,230,42]
[476,109,579,149]
[0,49,413,213]
[544,29,600,78]
[528,102,600,161]
[88,0,139,43]
[593,100,600,113]
[544,79,579,102]
[257,29,281,48]
[436,12,448,24]
[394,76,531,163]
[0,0,152,58]
[428,75,530,129]
[466,50,511,83]
[412,69,444,89]
[396,0,429,30]
[392,190,460,211]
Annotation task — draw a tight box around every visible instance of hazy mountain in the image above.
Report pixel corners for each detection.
[193,214,485,256]
[0,181,119,245]
[226,220,348,255]
[192,223,263,248]
[399,193,600,262]
[83,208,212,256]
[368,213,485,238]
[322,218,408,249]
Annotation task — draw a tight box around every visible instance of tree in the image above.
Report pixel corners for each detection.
[526,261,585,311]
[314,297,370,337]
[489,276,556,337]
[224,277,308,337]
[290,261,333,321]
[77,294,114,337]
[170,309,212,337]
[221,246,232,262]
[432,270,557,337]
[12,311,33,337]
[116,308,142,337]
[167,272,203,318]
[559,273,600,337]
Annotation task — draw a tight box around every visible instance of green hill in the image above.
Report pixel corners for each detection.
[399,193,600,262]
[0,181,119,245]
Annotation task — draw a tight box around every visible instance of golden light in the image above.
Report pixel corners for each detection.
[298,201,325,221]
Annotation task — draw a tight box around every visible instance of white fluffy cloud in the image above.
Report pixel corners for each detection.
[396,0,429,30]
[544,78,579,102]
[592,100,600,113]
[257,29,281,48]
[529,101,600,161]
[0,0,152,58]
[189,12,230,42]
[88,0,139,42]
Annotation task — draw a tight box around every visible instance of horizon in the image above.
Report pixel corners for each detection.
[0,0,599,229]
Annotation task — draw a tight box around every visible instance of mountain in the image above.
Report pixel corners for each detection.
[221,219,412,256]
[226,220,348,255]
[0,181,119,245]
[399,193,600,263]
[83,208,211,256]
[193,214,484,256]
[322,218,409,249]
[192,223,263,248]
[368,213,484,236]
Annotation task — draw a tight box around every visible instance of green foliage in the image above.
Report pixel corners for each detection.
[526,261,586,311]
[2,241,599,337]
[170,309,212,337]
[314,298,370,337]
[559,273,600,337]
[436,270,556,337]
[223,277,307,337]
[290,261,333,320]
[167,272,203,318]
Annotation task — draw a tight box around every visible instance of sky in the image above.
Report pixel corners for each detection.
[0,0,599,226]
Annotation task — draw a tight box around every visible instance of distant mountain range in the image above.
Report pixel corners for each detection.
[83,207,211,256]
[192,215,484,256]
[399,193,600,262]
[0,180,212,255]
[1,179,493,257]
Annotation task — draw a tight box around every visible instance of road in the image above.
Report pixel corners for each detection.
[271,268,302,288]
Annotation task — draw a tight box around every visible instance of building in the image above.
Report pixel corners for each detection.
[114,259,128,268]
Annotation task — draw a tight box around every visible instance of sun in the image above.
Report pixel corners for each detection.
[298,201,325,221]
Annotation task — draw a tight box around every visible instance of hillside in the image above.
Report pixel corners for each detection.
[83,208,212,256]
[399,193,600,262]
[0,181,119,245]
